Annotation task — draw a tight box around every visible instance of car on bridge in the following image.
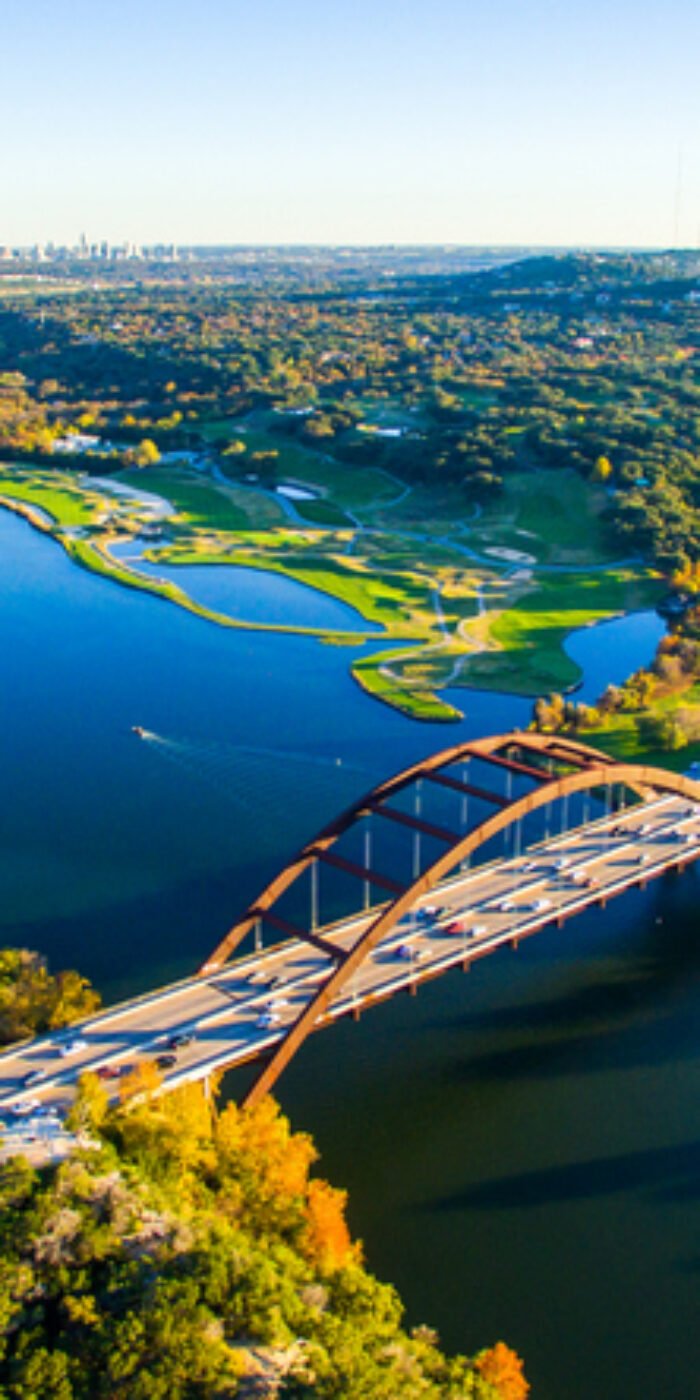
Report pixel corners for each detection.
[155,1053,178,1071]
[24,1068,48,1087]
[8,1098,42,1116]
[255,1010,281,1030]
[167,1033,195,1050]
[445,920,487,938]
[523,897,552,914]
[58,1037,88,1057]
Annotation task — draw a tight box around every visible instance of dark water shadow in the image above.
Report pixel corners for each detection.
[428,1139,700,1212]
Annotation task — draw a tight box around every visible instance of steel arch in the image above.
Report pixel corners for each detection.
[197,729,698,1106]
[200,730,623,976]
[239,757,698,1106]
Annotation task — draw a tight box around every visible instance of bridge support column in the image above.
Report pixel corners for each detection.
[363,822,372,912]
[460,764,469,871]
[310,859,319,932]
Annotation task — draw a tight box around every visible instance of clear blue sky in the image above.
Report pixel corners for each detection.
[1,0,698,248]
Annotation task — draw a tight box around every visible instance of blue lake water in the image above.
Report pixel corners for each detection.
[565,608,666,702]
[109,541,381,631]
[1,506,698,1400]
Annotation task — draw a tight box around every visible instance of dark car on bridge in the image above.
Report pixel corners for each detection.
[167,1032,194,1050]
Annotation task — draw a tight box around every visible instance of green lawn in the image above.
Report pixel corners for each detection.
[117,467,251,531]
[352,650,463,722]
[477,468,614,565]
[209,422,401,512]
[293,497,352,527]
[0,469,100,527]
[457,570,664,695]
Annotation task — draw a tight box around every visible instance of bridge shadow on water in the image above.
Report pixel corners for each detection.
[414,875,700,1086]
[426,1138,700,1212]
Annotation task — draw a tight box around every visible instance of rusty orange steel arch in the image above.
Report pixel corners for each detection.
[201,730,625,975]
[198,730,699,1107]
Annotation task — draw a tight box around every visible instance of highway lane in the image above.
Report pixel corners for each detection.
[1,793,698,1147]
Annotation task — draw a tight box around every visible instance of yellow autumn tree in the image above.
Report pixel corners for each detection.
[115,1075,217,1189]
[214,1096,317,1229]
[592,455,613,482]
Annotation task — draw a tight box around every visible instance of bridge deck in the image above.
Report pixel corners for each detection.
[1,792,698,1153]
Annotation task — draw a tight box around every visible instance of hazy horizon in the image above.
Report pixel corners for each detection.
[2,0,698,250]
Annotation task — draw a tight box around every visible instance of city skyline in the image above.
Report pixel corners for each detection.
[1,0,698,249]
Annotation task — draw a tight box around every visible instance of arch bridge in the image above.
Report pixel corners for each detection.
[199,730,700,1106]
[1,730,698,1132]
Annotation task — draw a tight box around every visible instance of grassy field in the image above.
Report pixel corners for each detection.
[293,497,352,527]
[352,650,463,722]
[477,468,614,565]
[454,570,664,695]
[207,421,401,512]
[117,467,253,531]
[0,469,101,526]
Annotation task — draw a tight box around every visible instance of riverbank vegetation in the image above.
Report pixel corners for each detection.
[531,604,700,770]
[0,948,100,1046]
[0,1070,528,1400]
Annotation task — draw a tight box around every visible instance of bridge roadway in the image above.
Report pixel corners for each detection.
[1,792,699,1143]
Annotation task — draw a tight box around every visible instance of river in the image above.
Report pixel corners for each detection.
[1,507,697,1400]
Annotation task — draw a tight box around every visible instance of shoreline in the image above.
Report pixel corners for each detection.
[0,493,664,726]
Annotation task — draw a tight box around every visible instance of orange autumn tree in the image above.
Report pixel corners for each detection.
[215,1096,355,1268]
[302,1176,357,1273]
[475,1342,529,1400]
